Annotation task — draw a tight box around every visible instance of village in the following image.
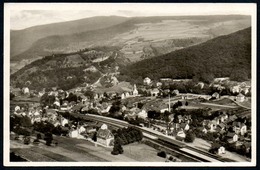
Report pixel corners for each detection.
[10,76,252,161]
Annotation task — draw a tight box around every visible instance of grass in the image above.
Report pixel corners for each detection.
[121,142,165,162]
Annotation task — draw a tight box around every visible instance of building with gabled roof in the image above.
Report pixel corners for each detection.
[236,93,246,102]
[96,124,114,147]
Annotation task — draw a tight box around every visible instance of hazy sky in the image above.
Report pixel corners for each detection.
[7,3,255,30]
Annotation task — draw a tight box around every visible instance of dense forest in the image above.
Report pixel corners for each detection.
[11,46,122,90]
[120,27,251,83]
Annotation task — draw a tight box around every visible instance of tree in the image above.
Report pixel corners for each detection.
[84,90,95,100]
[230,69,249,82]
[185,101,188,106]
[40,93,55,106]
[184,131,195,143]
[67,93,78,103]
[200,73,215,84]
[111,136,124,155]
[92,132,97,142]
[44,132,53,146]
[10,92,15,100]
[20,116,32,128]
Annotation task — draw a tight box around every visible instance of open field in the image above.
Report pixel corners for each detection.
[10,135,164,162]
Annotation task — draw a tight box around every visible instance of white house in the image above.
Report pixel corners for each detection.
[143,77,152,85]
[212,92,220,99]
[78,126,86,134]
[218,146,226,154]
[230,86,241,94]
[61,117,69,126]
[240,124,247,136]
[22,87,30,94]
[184,124,190,131]
[227,132,238,143]
[14,106,20,112]
[176,130,186,141]
[202,127,208,134]
[150,88,160,97]
[236,93,246,102]
[173,90,179,96]
[53,101,60,107]
[137,109,147,119]
[196,82,205,89]
[132,84,138,96]
[96,124,114,147]
[69,129,79,138]
[121,93,126,99]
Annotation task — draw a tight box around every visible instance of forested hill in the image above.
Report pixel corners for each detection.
[120,27,251,83]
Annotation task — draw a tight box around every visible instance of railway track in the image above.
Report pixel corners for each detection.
[61,112,235,162]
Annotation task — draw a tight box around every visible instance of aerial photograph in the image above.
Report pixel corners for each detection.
[5,3,256,166]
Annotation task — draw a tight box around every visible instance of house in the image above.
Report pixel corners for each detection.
[226,132,238,143]
[69,129,79,138]
[101,105,112,113]
[176,130,186,141]
[46,109,57,117]
[22,87,30,94]
[208,121,217,132]
[210,143,225,155]
[156,82,162,87]
[137,109,148,119]
[14,106,21,112]
[172,123,180,131]
[61,117,69,126]
[212,92,220,99]
[232,121,242,134]
[242,142,251,154]
[53,120,61,127]
[53,100,60,107]
[150,88,160,97]
[236,93,246,102]
[78,125,86,134]
[121,93,126,99]
[230,85,241,94]
[11,88,21,96]
[218,123,226,130]
[241,86,250,95]
[196,82,205,89]
[213,117,220,125]
[96,124,114,147]
[180,123,189,131]
[220,113,228,122]
[177,115,184,123]
[132,84,138,96]
[80,96,88,104]
[198,126,208,134]
[143,77,152,85]
[240,124,247,136]
[228,115,238,122]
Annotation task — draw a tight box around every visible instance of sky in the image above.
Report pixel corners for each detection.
[6,3,256,30]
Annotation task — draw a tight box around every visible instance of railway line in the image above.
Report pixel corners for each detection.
[65,112,235,162]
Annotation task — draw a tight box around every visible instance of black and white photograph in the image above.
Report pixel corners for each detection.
[4,3,257,166]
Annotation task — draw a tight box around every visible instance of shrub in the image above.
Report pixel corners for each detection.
[169,156,174,161]
[157,151,167,158]
[24,136,30,145]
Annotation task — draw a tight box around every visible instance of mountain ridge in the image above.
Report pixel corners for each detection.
[119,27,251,83]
